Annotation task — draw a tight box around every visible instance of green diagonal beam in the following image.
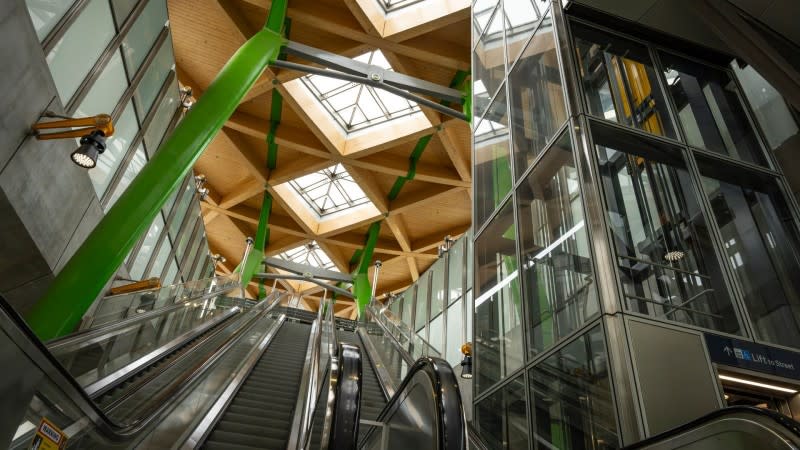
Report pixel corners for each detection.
[26,3,289,341]
[353,222,381,316]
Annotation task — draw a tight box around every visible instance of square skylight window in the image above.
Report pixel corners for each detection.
[288,163,372,217]
[277,241,335,270]
[376,0,426,12]
[299,50,420,133]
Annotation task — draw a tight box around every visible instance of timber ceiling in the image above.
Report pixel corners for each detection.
[166,0,472,317]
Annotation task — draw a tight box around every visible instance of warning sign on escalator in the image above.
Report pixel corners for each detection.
[29,418,67,450]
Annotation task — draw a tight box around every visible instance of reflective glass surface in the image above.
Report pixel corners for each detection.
[149,237,172,278]
[74,49,127,117]
[660,52,764,165]
[88,102,138,198]
[509,11,566,179]
[572,22,675,139]
[26,0,74,41]
[448,238,464,306]
[133,34,174,116]
[472,0,499,46]
[699,159,800,348]
[169,182,194,239]
[475,374,529,450]
[445,299,464,366]
[530,326,618,449]
[144,78,179,156]
[475,87,512,229]
[415,273,429,332]
[46,0,116,104]
[594,125,739,334]
[503,0,543,65]
[122,0,168,74]
[475,200,523,392]
[130,213,165,279]
[518,133,599,355]
[734,64,799,152]
[474,5,505,119]
[431,258,446,318]
[402,287,415,325]
[106,144,147,210]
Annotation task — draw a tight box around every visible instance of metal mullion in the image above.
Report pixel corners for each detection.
[150,190,195,275]
[101,69,176,207]
[513,122,571,188]
[568,110,643,442]
[187,237,208,281]
[41,0,92,54]
[127,176,191,265]
[65,0,152,114]
[112,26,171,121]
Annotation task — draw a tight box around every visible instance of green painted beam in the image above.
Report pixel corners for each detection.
[266,18,290,170]
[353,222,381,317]
[254,192,272,298]
[26,16,287,341]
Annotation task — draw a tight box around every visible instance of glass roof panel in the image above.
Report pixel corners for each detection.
[288,164,373,217]
[376,0,427,13]
[300,50,421,133]
[277,241,336,270]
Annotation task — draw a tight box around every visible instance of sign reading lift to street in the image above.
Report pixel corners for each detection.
[706,334,800,380]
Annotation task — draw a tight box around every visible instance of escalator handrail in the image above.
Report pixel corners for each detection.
[47,285,238,351]
[0,291,284,443]
[359,356,466,450]
[323,343,362,450]
[623,406,800,449]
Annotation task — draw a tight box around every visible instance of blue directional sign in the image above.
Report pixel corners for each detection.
[705,334,800,380]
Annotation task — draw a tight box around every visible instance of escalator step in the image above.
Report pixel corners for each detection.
[202,322,311,450]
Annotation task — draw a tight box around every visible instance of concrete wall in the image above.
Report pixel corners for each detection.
[0,0,124,319]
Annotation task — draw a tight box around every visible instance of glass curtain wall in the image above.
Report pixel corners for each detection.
[387,233,474,368]
[473,2,800,449]
[473,3,618,449]
[25,0,213,285]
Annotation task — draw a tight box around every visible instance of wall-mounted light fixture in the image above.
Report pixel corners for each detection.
[194,174,209,200]
[180,86,194,111]
[211,253,226,264]
[438,235,455,258]
[31,112,115,169]
[460,342,473,379]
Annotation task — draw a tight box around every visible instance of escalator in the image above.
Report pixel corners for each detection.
[0,272,472,450]
[201,321,310,449]
[336,329,387,443]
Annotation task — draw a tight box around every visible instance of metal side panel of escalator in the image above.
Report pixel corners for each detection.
[623,406,800,450]
[200,321,311,450]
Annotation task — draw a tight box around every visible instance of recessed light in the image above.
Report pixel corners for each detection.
[719,374,798,394]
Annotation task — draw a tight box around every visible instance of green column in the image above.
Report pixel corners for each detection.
[26,21,286,341]
[353,222,381,317]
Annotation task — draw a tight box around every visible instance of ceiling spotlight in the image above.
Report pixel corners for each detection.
[664,250,685,262]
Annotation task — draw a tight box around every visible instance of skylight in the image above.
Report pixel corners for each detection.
[299,50,420,133]
[376,0,426,12]
[288,164,371,217]
[278,241,335,270]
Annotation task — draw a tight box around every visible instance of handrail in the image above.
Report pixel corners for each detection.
[1,290,284,444]
[366,303,441,358]
[289,295,327,450]
[323,343,362,450]
[358,356,466,450]
[623,406,800,449]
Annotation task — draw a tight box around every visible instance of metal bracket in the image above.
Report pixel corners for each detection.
[272,40,468,121]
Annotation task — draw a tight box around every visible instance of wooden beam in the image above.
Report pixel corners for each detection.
[218,177,264,209]
[344,165,389,214]
[438,126,471,183]
[240,0,470,71]
[388,186,466,216]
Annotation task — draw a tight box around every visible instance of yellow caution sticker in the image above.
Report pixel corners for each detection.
[29,418,67,450]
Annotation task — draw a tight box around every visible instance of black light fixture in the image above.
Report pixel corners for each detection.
[460,355,472,379]
[71,130,107,168]
[31,112,114,169]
